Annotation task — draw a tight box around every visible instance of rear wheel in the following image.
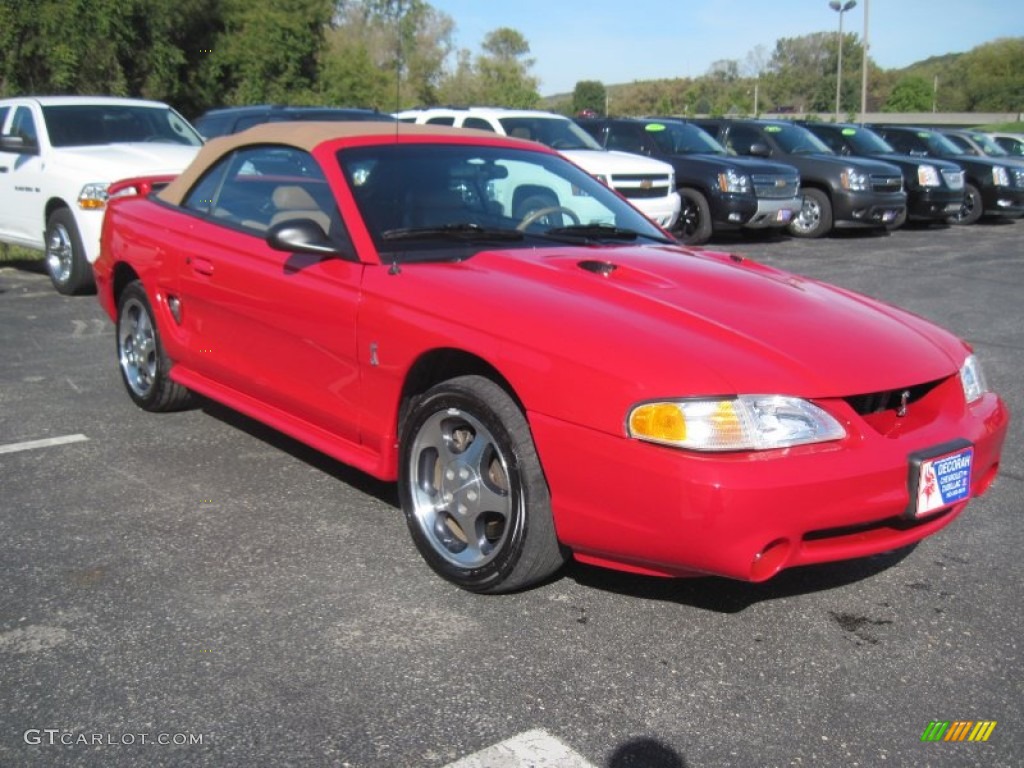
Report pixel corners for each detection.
[788,188,832,238]
[45,209,95,295]
[116,281,193,412]
[947,183,982,225]
[674,189,712,245]
[399,376,565,593]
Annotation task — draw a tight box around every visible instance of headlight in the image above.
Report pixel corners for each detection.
[917,165,940,187]
[840,169,870,191]
[717,168,751,194]
[992,166,1010,186]
[627,395,846,452]
[77,182,110,210]
[959,354,989,403]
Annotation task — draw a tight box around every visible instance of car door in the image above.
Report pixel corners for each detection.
[174,145,364,444]
[0,104,47,247]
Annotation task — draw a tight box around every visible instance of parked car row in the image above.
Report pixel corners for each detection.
[2,93,1021,296]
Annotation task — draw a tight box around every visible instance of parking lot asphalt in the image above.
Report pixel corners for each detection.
[1,220,1022,767]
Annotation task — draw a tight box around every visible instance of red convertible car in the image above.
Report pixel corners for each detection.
[94,122,1009,593]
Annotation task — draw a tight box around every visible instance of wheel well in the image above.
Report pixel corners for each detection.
[44,198,70,225]
[398,349,522,432]
[111,262,141,307]
[512,185,556,213]
[802,183,831,202]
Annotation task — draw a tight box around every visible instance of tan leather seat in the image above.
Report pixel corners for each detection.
[269,185,332,232]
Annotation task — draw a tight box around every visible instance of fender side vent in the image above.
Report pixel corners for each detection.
[578,260,617,277]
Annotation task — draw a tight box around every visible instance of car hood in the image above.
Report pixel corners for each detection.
[784,152,902,175]
[561,148,675,176]
[52,143,200,180]
[399,244,966,406]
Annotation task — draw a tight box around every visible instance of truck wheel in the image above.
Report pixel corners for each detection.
[45,209,95,295]
[788,188,832,238]
[947,183,982,225]
[674,189,712,245]
[399,375,566,593]
[116,281,193,412]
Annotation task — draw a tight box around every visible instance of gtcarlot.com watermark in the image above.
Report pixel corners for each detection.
[24,729,205,747]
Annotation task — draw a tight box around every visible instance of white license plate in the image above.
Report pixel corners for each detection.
[882,210,897,222]
[911,445,973,518]
[777,209,792,222]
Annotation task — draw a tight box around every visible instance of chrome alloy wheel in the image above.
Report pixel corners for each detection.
[46,222,74,285]
[117,297,158,399]
[791,196,821,235]
[407,407,515,569]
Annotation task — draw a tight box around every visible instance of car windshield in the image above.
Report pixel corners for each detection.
[338,143,671,262]
[914,130,965,156]
[765,123,833,155]
[42,104,203,147]
[967,132,1010,157]
[496,117,603,150]
[644,121,727,155]
[838,126,896,154]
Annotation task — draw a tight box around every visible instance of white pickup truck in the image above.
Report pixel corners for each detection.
[0,96,202,294]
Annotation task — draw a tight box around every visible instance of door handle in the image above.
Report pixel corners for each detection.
[189,256,215,276]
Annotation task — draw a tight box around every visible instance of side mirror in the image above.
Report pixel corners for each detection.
[748,142,770,157]
[0,135,39,155]
[266,218,345,257]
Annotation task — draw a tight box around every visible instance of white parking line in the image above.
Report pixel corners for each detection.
[443,729,596,768]
[0,434,89,455]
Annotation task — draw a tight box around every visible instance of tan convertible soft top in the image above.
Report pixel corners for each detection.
[157,121,523,206]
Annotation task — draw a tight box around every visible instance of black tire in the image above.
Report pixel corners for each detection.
[947,183,982,226]
[45,208,95,295]
[787,188,833,238]
[399,375,565,593]
[115,281,193,412]
[674,188,712,245]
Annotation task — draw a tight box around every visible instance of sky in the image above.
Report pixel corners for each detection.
[428,0,1023,95]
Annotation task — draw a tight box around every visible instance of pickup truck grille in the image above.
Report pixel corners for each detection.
[1012,169,1024,188]
[870,174,903,194]
[610,174,672,199]
[940,169,964,190]
[752,174,800,200]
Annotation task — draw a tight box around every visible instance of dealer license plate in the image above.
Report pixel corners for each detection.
[910,444,973,518]
[777,209,792,222]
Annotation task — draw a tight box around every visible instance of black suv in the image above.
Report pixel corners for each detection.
[578,117,801,244]
[694,119,906,238]
[800,122,965,227]
[871,125,1024,225]
[194,105,395,139]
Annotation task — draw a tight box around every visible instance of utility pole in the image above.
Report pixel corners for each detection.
[860,0,870,121]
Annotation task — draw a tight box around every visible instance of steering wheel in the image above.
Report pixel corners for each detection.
[516,206,580,231]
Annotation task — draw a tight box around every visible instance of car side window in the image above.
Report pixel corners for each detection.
[725,125,762,155]
[10,107,38,144]
[425,116,456,126]
[0,106,10,134]
[182,146,344,240]
[605,125,646,154]
[463,117,495,132]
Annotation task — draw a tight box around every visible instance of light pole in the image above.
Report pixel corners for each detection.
[829,0,857,121]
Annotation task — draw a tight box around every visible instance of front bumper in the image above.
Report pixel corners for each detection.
[628,190,682,229]
[710,194,801,230]
[530,385,1008,582]
[832,190,907,229]
[980,185,1024,217]
[907,188,964,221]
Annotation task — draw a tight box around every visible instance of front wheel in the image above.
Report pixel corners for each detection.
[787,188,833,238]
[674,189,712,245]
[116,281,193,412]
[947,183,982,225]
[399,376,565,593]
[45,209,95,295]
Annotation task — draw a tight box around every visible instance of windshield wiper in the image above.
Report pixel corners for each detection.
[381,223,525,242]
[533,224,673,244]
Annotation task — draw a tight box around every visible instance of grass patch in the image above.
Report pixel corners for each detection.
[0,243,43,263]
[971,121,1024,133]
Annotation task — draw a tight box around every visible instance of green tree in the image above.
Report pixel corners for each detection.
[572,80,606,115]
[960,38,1024,111]
[882,75,933,112]
[473,28,539,108]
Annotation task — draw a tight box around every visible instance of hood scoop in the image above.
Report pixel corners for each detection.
[578,259,618,277]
